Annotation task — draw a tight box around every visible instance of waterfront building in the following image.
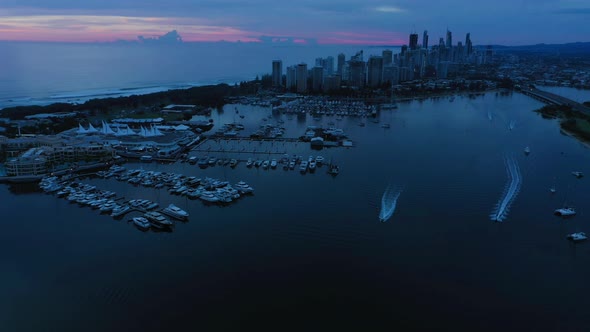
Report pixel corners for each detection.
[337,53,345,77]
[272,60,282,87]
[296,63,308,93]
[383,66,399,85]
[323,75,341,92]
[348,59,366,88]
[367,56,384,87]
[286,65,297,90]
[324,56,334,76]
[382,50,393,67]
[312,66,324,92]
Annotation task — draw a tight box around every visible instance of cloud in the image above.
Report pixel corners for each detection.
[374,6,406,13]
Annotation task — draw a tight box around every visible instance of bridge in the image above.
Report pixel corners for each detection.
[520,88,590,114]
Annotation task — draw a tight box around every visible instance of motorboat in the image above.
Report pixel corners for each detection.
[199,191,220,203]
[328,163,340,176]
[567,232,587,242]
[289,161,296,170]
[144,211,173,228]
[254,160,262,167]
[381,123,391,129]
[550,187,556,194]
[99,201,116,213]
[229,159,238,168]
[270,159,277,169]
[309,160,316,171]
[235,181,254,194]
[572,171,584,178]
[132,217,151,230]
[111,205,131,217]
[524,146,530,155]
[315,156,324,165]
[162,204,189,220]
[554,207,576,217]
[246,158,253,168]
[299,161,308,173]
[262,160,270,169]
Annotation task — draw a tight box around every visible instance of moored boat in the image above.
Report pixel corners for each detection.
[567,232,587,242]
[133,217,151,230]
[161,204,189,220]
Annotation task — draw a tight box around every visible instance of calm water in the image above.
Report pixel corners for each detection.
[0,42,395,109]
[2,91,590,331]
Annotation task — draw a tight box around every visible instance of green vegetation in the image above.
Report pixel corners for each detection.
[535,104,590,143]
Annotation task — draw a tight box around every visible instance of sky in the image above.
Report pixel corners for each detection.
[0,0,589,45]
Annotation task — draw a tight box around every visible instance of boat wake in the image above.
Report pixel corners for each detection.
[379,185,402,222]
[490,156,522,222]
[487,111,493,121]
[509,120,516,130]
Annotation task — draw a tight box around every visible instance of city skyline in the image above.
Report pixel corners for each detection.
[0,0,589,45]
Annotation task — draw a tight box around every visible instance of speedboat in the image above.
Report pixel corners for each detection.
[132,217,151,230]
[246,158,253,168]
[309,160,316,171]
[229,159,238,168]
[524,146,530,155]
[328,163,340,176]
[289,161,296,170]
[554,207,576,217]
[270,159,277,169]
[262,160,270,169]
[567,232,587,242]
[315,156,324,165]
[572,171,584,178]
[162,204,189,220]
[299,161,308,173]
[550,187,556,194]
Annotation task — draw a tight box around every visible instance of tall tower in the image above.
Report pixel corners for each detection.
[367,56,384,87]
[445,29,453,49]
[382,50,393,66]
[423,30,429,49]
[271,60,282,87]
[465,33,473,56]
[409,33,419,50]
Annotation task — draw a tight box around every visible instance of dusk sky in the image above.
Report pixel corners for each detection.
[1,0,589,45]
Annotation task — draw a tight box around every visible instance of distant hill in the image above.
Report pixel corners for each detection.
[477,42,590,54]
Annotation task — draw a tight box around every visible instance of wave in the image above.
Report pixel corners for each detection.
[490,156,522,222]
[379,185,402,222]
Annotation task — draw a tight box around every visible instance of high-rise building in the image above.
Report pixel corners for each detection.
[445,29,452,49]
[382,66,399,86]
[312,67,324,92]
[286,66,297,90]
[325,56,334,76]
[401,45,408,56]
[271,60,282,87]
[382,50,393,67]
[348,60,365,88]
[423,30,429,49]
[337,53,345,77]
[367,56,384,87]
[465,33,473,56]
[296,63,308,93]
[409,33,419,50]
[323,75,342,92]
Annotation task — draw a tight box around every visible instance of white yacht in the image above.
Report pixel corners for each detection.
[554,207,576,217]
[572,171,584,178]
[162,204,189,220]
[550,187,556,194]
[300,161,308,173]
[315,156,325,165]
[111,205,131,217]
[270,159,277,169]
[144,211,173,228]
[567,232,587,242]
[262,160,270,169]
[524,146,530,155]
[309,160,316,171]
[99,201,117,213]
[235,181,254,194]
[199,191,220,203]
[246,158,253,168]
[132,217,151,230]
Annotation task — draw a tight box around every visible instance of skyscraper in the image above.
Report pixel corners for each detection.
[325,56,334,76]
[423,30,429,49]
[286,66,297,90]
[382,50,393,67]
[465,33,473,56]
[296,63,308,93]
[445,29,452,49]
[271,60,282,87]
[312,67,324,92]
[348,59,365,88]
[337,53,345,77]
[367,56,383,87]
[409,33,419,50]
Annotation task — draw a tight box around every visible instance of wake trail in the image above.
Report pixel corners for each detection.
[490,156,522,222]
[379,185,402,222]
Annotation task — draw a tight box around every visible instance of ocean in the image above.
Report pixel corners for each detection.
[2,90,590,330]
[0,42,396,110]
